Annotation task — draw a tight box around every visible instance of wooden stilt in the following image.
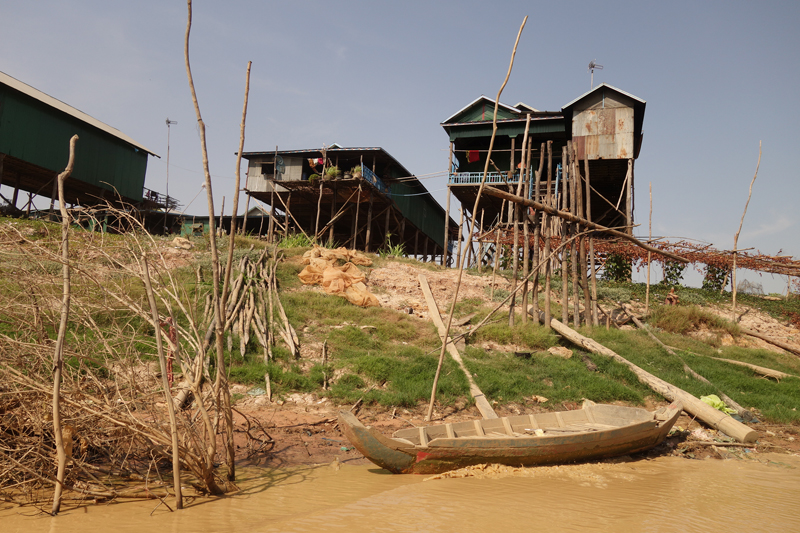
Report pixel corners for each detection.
[414,229,420,260]
[383,204,391,252]
[478,209,485,273]
[577,159,591,325]
[349,185,359,250]
[585,154,598,326]
[241,194,251,235]
[561,146,569,324]
[543,141,553,329]
[364,191,374,252]
[522,137,532,324]
[12,174,20,208]
[423,236,429,263]
[328,183,336,245]
[570,144,581,327]
[491,227,501,300]
[285,192,292,237]
[444,143,453,266]
[531,143,544,324]
[455,207,464,269]
[626,159,633,236]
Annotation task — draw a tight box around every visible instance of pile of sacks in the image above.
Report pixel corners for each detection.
[297,245,379,307]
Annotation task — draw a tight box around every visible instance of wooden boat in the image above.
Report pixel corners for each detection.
[339,400,682,474]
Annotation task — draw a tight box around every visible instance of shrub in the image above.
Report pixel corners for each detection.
[661,261,685,287]
[603,253,631,282]
[702,265,729,291]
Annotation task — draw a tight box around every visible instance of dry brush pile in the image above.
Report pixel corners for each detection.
[0,217,278,506]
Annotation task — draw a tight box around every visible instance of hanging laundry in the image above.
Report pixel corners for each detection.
[467,150,479,163]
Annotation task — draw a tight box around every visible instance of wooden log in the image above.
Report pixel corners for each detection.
[543,316,758,443]
[707,357,796,381]
[419,274,498,419]
[483,186,690,264]
[739,326,800,357]
[621,305,753,421]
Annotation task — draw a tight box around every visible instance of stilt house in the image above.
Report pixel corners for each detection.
[0,71,169,220]
[440,83,645,265]
[242,146,455,261]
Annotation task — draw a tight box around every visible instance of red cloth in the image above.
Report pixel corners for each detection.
[467,150,479,163]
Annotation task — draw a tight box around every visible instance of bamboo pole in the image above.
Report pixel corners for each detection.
[51,134,78,515]
[352,184,361,251]
[626,159,633,235]
[427,16,527,421]
[732,141,762,322]
[482,187,690,263]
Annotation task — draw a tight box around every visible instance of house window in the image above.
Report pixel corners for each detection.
[261,161,275,178]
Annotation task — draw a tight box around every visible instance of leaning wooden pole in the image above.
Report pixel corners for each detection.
[732,141,761,322]
[142,256,183,509]
[184,0,229,490]
[546,317,757,443]
[419,274,497,419]
[482,187,690,263]
[426,16,527,421]
[51,134,78,516]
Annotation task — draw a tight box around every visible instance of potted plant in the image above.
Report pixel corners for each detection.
[325,166,342,180]
[309,173,320,184]
[352,165,362,178]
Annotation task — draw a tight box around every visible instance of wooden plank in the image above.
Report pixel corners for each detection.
[501,417,514,436]
[445,423,455,439]
[418,273,498,419]
[418,427,428,447]
[473,420,485,436]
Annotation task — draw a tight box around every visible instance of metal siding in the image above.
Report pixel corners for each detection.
[391,182,445,248]
[0,85,147,200]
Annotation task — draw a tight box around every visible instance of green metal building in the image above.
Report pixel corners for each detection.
[0,71,159,211]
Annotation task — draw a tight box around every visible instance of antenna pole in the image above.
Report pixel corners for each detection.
[165,118,177,233]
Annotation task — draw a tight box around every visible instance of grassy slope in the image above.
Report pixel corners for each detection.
[2,216,798,423]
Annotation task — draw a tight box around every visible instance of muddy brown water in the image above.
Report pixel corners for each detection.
[4,454,799,532]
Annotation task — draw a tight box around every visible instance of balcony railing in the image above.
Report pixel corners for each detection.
[361,164,391,197]
[448,172,521,185]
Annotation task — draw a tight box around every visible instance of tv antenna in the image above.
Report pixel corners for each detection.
[164,118,177,231]
[588,60,603,90]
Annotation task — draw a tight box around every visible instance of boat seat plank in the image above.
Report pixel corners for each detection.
[418,427,428,447]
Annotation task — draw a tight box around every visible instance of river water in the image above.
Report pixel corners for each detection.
[4,454,799,532]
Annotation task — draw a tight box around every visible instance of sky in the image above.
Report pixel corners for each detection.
[2,1,798,292]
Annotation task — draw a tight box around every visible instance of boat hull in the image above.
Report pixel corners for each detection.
[339,402,682,474]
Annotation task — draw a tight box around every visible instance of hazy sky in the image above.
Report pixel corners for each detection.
[2,1,798,292]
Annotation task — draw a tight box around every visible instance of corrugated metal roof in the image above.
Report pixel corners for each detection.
[561,83,646,110]
[0,70,158,157]
[440,95,522,124]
